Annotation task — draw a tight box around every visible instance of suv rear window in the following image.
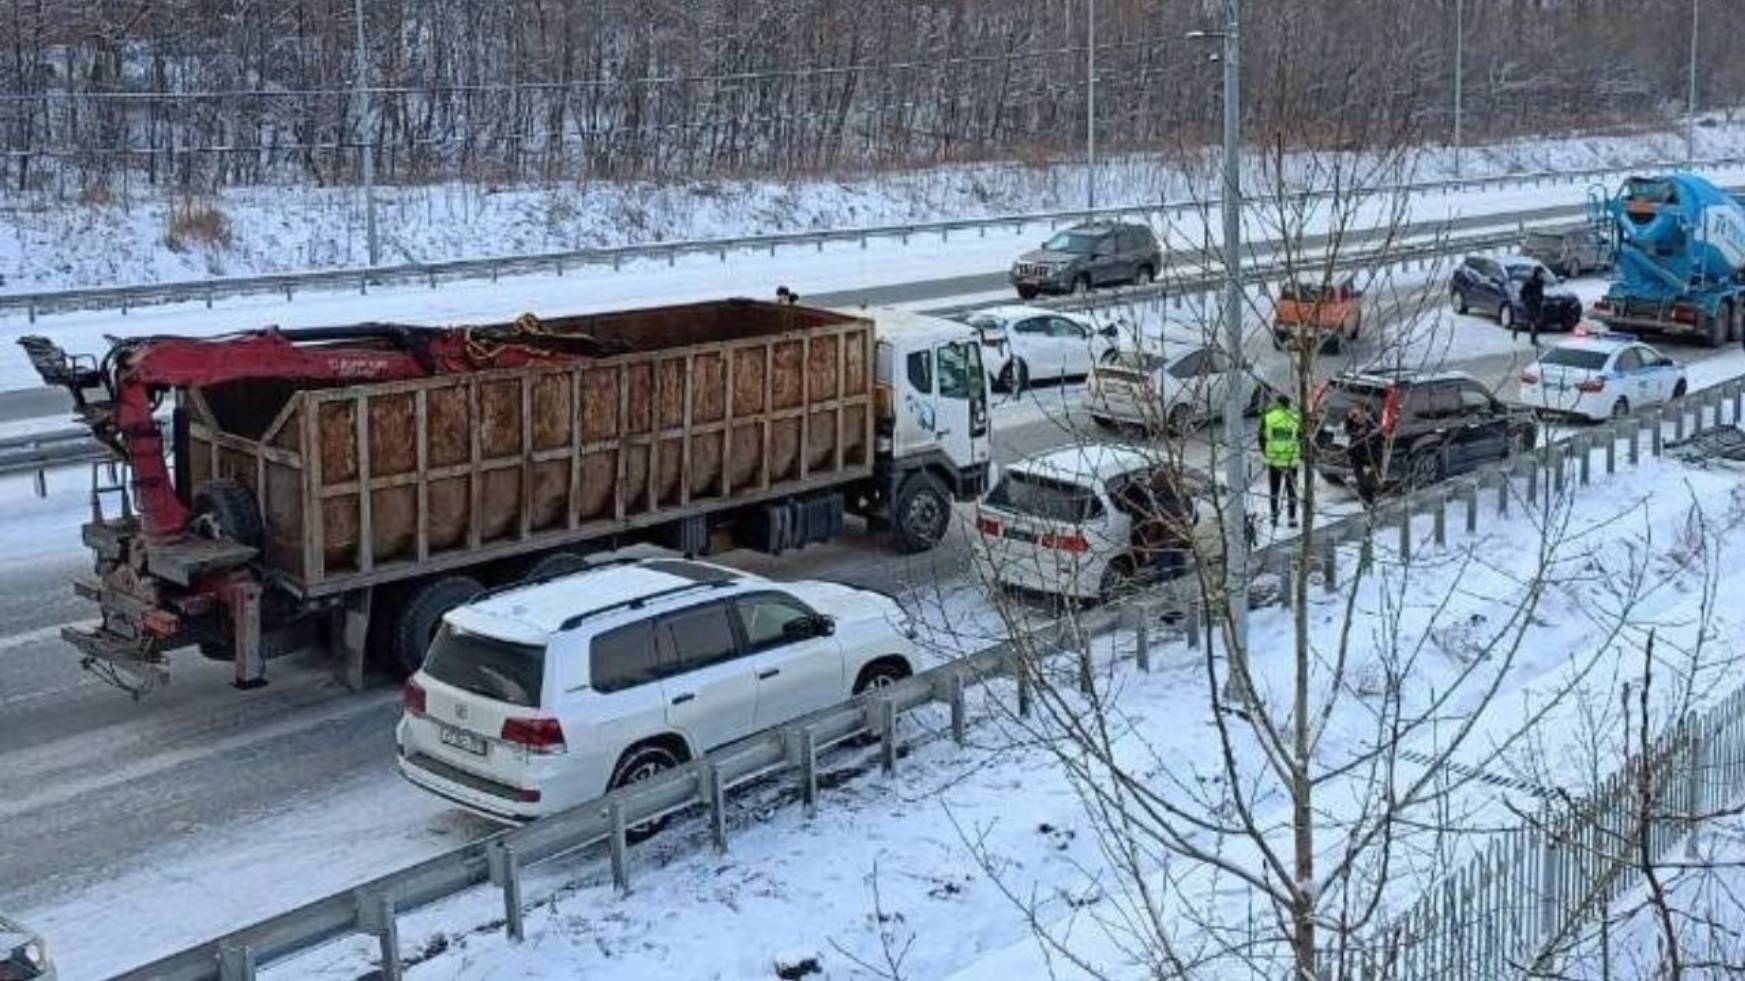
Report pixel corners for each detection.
[424,625,545,707]
[1321,381,1387,419]
[1540,348,1611,370]
[985,471,1104,523]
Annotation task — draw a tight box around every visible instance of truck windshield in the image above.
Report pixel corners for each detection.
[423,624,545,707]
[985,471,1103,523]
[1043,231,1097,254]
[938,341,979,399]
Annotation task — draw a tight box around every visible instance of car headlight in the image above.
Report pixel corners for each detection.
[20,939,47,969]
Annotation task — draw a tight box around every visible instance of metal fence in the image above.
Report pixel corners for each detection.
[4,155,1739,323]
[112,358,1745,979]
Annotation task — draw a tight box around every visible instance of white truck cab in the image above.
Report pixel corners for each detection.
[847,308,993,551]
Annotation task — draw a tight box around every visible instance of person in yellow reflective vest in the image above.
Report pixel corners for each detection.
[1258,393,1301,528]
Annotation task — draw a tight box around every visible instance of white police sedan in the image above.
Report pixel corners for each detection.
[1517,331,1687,422]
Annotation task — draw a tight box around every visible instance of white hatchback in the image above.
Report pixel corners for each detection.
[974,446,1221,603]
[962,305,1118,393]
[396,557,916,823]
[1517,332,1687,421]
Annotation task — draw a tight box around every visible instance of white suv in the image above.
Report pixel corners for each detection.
[396,557,916,823]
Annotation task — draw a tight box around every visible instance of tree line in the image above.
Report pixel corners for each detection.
[4,0,1742,194]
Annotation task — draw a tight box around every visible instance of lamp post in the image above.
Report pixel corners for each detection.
[1189,0,1249,698]
[1688,0,1699,166]
[353,0,379,267]
[1454,0,1464,178]
[1086,0,1096,212]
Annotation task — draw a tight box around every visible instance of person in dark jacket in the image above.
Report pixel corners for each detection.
[1516,267,1546,346]
[1344,403,1384,507]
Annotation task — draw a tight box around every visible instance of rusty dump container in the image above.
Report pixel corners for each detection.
[180,299,875,596]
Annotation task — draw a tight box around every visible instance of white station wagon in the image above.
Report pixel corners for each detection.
[397,557,916,823]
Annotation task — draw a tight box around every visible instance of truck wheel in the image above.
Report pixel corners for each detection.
[1708,303,1731,348]
[376,575,483,676]
[893,472,952,553]
[193,480,264,549]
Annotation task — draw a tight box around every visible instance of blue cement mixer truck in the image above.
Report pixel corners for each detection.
[1591,174,1745,346]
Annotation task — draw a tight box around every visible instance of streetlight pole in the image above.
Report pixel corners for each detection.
[1688,0,1699,166]
[352,0,380,267]
[1192,0,1249,697]
[1453,0,1464,179]
[1086,0,1096,212]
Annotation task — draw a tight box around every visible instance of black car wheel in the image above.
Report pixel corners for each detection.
[1498,304,1514,329]
[1072,274,1092,296]
[1016,285,1039,300]
[1135,264,1156,286]
[1611,397,1630,419]
[1406,451,1444,490]
[1673,379,1688,400]
[1000,359,1030,395]
[1452,288,1469,315]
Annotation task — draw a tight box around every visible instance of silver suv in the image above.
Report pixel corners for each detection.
[1010,221,1163,299]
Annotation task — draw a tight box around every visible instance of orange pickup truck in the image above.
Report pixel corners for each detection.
[1272,278,1364,354]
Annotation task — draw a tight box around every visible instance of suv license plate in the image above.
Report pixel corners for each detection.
[440,724,487,756]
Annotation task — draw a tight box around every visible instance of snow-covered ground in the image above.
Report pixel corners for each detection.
[3,120,1744,294]
[249,453,1745,981]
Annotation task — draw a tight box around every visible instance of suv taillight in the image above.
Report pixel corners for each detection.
[403,678,427,716]
[502,716,567,754]
[1380,388,1402,435]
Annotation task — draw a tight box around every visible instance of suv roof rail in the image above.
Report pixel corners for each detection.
[556,577,738,632]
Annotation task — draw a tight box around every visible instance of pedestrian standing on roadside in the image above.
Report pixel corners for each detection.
[1517,266,1546,347]
[1344,402,1382,508]
[1259,392,1302,529]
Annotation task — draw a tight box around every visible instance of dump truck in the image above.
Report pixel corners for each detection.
[1590,174,1745,346]
[1271,277,1364,354]
[20,300,991,695]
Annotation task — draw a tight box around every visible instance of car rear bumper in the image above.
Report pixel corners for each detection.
[398,748,541,823]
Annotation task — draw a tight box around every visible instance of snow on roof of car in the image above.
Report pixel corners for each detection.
[1006,444,1157,485]
[446,558,758,642]
[1552,333,1639,352]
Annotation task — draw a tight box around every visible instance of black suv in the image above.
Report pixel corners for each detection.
[1313,370,1537,490]
[1010,221,1163,299]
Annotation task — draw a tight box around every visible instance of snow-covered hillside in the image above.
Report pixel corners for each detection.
[3,120,1743,294]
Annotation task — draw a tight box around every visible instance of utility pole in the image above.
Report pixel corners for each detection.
[1688,0,1699,166]
[353,0,380,267]
[1453,0,1464,178]
[1192,0,1249,699]
[1086,0,1096,212]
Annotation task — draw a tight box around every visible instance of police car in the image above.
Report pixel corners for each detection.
[1517,330,1687,422]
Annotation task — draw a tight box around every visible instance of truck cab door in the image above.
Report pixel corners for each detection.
[894,341,989,475]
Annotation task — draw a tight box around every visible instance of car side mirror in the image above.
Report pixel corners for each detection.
[785,615,834,640]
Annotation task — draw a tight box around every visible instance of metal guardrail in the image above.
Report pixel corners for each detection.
[3,155,1740,323]
[117,374,1745,981]
[0,218,1541,500]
